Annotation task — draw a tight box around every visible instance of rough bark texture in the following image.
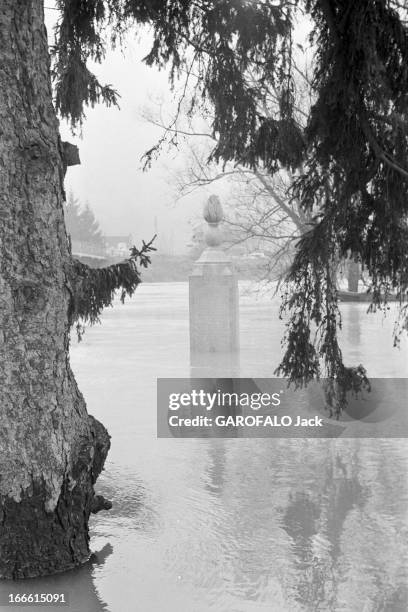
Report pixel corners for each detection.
[0,1,110,578]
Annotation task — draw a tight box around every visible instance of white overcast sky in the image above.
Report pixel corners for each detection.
[45,4,311,254]
[45,4,209,253]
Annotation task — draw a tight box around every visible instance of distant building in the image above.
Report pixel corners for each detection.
[105,234,133,258]
[71,240,108,268]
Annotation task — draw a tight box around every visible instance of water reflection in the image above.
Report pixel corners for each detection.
[0,544,112,612]
[344,303,362,346]
[205,440,227,495]
[94,467,155,530]
[14,282,405,612]
[201,438,408,611]
[281,445,367,610]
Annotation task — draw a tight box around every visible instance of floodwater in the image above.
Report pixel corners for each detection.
[1,282,408,611]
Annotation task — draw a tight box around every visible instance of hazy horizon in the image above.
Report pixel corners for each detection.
[45,4,216,255]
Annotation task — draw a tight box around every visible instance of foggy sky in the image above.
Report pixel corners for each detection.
[45,6,211,254]
[44,4,311,255]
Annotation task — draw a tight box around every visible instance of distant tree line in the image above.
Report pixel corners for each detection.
[65,192,106,251]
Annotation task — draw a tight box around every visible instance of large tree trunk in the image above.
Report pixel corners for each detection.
[0,0,110,579]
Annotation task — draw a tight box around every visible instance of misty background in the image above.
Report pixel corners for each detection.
[45,4,220,255]
[45,4,310,260]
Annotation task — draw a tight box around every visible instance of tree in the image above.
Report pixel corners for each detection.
[65,192,106,250]
[147,108,310,282]
[0,0,155,579]
[177,140,308,280]
[275,1,408,413]
[178,136,361,291]
[140,0,408,414]
[1,0,407,579]
[143,60,362,292]
[141,52,314,278]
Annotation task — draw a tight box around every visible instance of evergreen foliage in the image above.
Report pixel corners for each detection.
[276,0,408,413]
[69,237,156,339]
[65,192,105,248]
[51,0,408,412]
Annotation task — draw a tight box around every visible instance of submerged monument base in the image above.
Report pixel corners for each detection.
[189,196,239,368]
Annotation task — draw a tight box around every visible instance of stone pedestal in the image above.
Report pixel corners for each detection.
[189,196,239,373]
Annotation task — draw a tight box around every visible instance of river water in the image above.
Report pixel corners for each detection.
[1,282,407,611]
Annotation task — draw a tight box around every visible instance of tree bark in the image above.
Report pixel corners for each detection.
[0,0,110,579]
